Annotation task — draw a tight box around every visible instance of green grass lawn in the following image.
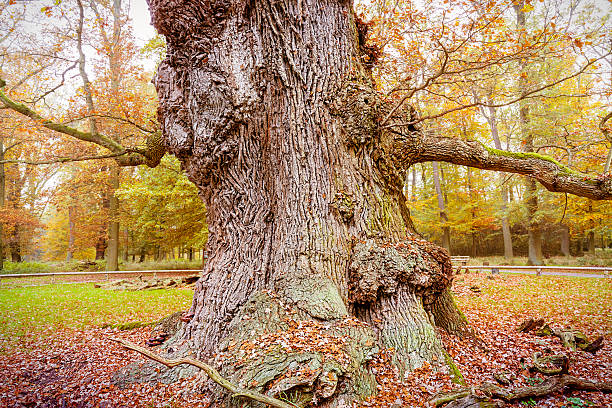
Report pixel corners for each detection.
[0,283,193,347]
[1,275,609,353]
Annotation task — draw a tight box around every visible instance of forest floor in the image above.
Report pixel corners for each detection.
[0,274,610,408]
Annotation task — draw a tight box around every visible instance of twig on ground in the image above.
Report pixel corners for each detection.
[110,337,297,408]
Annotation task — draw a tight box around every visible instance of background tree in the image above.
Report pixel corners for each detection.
[0,0,165,267]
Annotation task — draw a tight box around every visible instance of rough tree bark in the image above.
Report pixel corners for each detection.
[132,1,612,406]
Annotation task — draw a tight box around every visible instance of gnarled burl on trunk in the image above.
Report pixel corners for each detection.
[119,0,612,406]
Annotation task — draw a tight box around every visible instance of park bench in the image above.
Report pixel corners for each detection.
[450,256,471,274]
[450,256,470,266]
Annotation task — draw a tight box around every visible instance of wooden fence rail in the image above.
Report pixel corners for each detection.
[0,269,201,287]
[455,265,611,277]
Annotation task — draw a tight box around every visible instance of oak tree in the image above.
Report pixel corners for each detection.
[117,0,612,405]
[1,0,611,406]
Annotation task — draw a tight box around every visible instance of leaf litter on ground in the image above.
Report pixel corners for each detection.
[0,275,610,407]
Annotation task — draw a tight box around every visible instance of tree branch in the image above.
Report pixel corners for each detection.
[0,151,131,165]
[0,78,161,167]
[110,337,298,408]
[63,113,156,134]
[391,132,612,200]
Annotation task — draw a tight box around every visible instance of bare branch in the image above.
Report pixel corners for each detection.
[601,111,612,173]
[384,50,611,126]
[0,79,161,167]
[0,80,122,152]
[0,151,131,165]
[63,113,156,134]
[29,62,78,105]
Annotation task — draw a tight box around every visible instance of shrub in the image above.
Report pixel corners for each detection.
[1,261,52,274]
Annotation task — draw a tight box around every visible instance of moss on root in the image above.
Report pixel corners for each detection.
[102,321,155,330]
[443,350,465,386]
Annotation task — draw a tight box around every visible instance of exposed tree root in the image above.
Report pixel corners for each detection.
[517,318,605,353]
[429,375,612,407]
[110,337,298,408]
[530,352,568,376]
[517,318,545,333]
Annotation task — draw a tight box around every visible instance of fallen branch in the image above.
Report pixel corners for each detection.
[110,337,297,408]
[429,375,612,407]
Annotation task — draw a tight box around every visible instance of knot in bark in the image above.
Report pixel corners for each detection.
[330,191,355,222]
[329,80,379,148]
[348,239,452,305]
[148,0,231,42]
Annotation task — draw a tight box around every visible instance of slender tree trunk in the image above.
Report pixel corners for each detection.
[0,138,5,270]
[104,0,123,272]
[410,166,417,201]
[66,205,76,262]
[122,227,129,262]
[486,102,513,259]
[106,166,120,270]
[95,236,107,260]
[587,232,595,253]
[138,247,145,263]
[466,167,477,257]
[433,162,451,252]
[188,247,194,261]
[9,232,20,263]
[561,224,570,257]
[515,1,542,266]
[587,201,596,253]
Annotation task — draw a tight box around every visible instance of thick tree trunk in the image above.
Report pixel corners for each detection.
[137,1,466,405]
[115,1,612,405]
